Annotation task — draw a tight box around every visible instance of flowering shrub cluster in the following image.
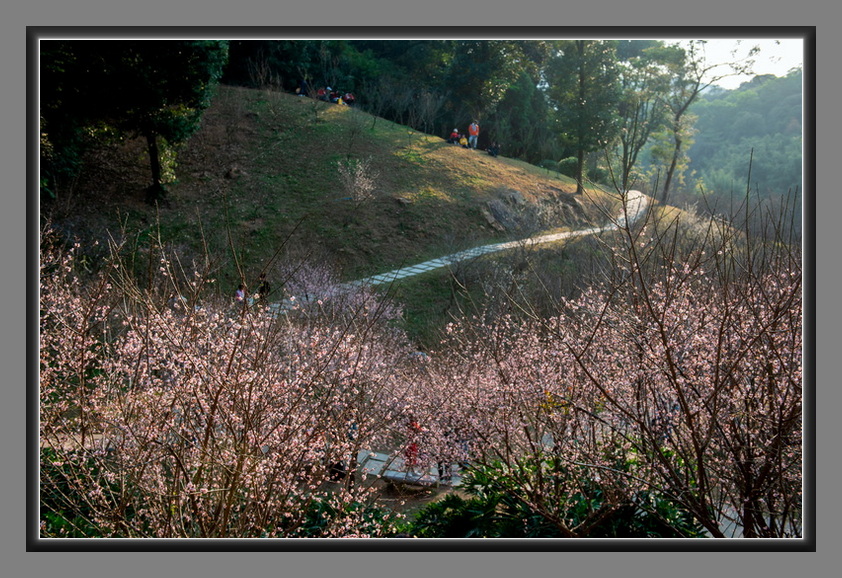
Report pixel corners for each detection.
[415,198,803,538]
[40,232,417,538]
[40,190,803,539]
[336,156,379,203]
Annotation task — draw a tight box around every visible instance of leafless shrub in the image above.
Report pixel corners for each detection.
[336,156,380,204]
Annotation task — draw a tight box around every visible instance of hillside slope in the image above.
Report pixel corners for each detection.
[42,85,618,290]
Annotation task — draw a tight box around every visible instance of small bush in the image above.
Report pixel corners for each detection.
[557,157,578,178]
[336,156,379,203]
[408,460,707,538]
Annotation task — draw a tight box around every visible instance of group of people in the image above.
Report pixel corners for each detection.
[446,121,501,157]
[296,80,357,106]
[233,273,272,306]
[447,128,468,147]
[447,121,481,149]
[307,86,356,106]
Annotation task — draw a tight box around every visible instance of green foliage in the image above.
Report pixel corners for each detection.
[40,448,113,538]
[350,40,450,90]
[409,473,563,538]
[689,70,802,198]
[40,40,229,198]
[408,459,707,538]
[546,41,622,150]
[441,41,546,126]
[546,40,622,192]
[276,496,405,538]
[489,70,558,163]
[224,40,322,89]
[700,134,802,197]
[557,157,579,178]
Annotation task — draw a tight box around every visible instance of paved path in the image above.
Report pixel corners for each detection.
[344,190,649,288]
[357,450,464,487]
[270,192,648,486]
[269,190,649,314]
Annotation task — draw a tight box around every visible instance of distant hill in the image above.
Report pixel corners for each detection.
[688,70,803,200]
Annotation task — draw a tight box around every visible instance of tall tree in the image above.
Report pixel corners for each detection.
[40,40,229,203]
[488,70,556,163]
[546,40,622,194]
[107,41,229,201]
[651,40,755,203]
[611,42,672,192]
[436,40,551,140]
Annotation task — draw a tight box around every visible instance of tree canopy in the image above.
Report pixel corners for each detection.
[545,40,622,193]
[41,40,229,201]
[689,69,802,198]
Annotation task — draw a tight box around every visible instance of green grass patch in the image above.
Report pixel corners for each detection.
[384,268,476,349]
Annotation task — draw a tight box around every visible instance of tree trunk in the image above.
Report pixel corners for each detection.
[575,40,587,195]
[145,132,166,204]
[662,128,682,204]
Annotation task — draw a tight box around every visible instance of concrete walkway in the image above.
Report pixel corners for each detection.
[267,191,650,486]
[357,450,464,487]
[267,190,649,316]
[344,190,649,288]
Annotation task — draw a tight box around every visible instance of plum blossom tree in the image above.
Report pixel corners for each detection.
[336,155,379,205]
[419,189,802,538]
[39,229,419,538]
[39,186,802,539]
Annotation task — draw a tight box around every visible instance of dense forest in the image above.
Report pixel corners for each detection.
[38,40,804,541]
[686,71,803,200]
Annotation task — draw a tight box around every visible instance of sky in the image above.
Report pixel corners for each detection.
[669,38,804,90]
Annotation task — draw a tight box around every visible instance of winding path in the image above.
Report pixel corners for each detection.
[268,190,649,315]
[351,192,650,487]
[344,190,649,288]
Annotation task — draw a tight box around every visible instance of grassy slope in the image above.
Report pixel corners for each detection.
[45,84,630,345]
[49,86,616,279]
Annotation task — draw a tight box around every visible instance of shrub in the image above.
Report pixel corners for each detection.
[557,157,578,178]
[409,460,707,538]
[39,226,419,538]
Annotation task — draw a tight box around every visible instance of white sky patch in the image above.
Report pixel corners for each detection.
[668,39,804,90]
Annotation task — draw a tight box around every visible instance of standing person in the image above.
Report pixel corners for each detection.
[437,428,455,483]
[234,283,246,303]
[404,417,423,472]
[257,273,271,303]
[468,121,480,149]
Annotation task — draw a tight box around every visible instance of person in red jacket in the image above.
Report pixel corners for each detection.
[468,121,479,149]
[404,418,423,471]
